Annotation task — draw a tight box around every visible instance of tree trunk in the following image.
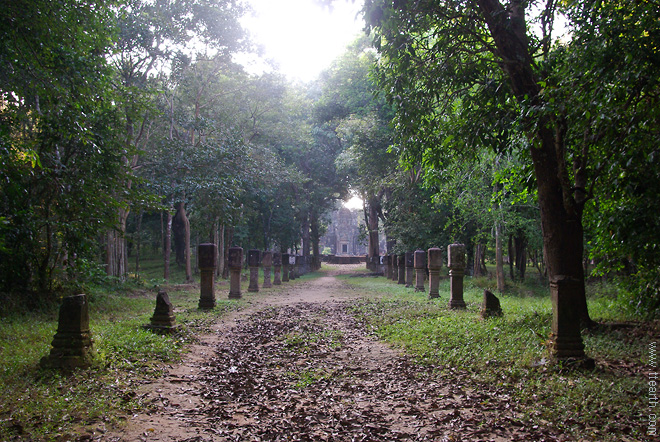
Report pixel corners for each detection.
[106,207,129,280]
[135,211,143,277]
[172,202,192,282]
[495,222,505,292]
[310,213,321,271]
[163,211,172,281]
[514,230,526,281]
[222,226,234,279]
[473,243,486,277]
[365,195,381,271]
[477,0,593,358]
[216,223,225,278]
[508,234,515,281]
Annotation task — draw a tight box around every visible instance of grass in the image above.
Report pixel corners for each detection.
[341,270,653,441]
[1,259,654,440]
[0,255,256,441]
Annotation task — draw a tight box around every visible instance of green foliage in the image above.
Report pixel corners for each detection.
[558,0,660,314]
[0,0,131,296]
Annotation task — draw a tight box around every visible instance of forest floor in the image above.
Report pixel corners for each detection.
[96,264,570,442]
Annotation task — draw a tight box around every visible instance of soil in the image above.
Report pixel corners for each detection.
[97,264,563,442]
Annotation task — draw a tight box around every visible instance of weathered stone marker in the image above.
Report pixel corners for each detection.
[405,251,414,288]
[40,294,94,369]
[448,243,467,309]
[481,290,503,318]
[397,254,406,284]
[384,254,391,279]
[228,246,243,299]
[273,252,282,285]
[427,247,443,299]
[295,255,304,278]
[282,253,290,282]
[262,251,272,288]
[414,249,426,292]
[146,290,179,333]
[198,243,217,309]
[391,253,398,282]
[551,277,590,359]
[289,255,297,280]
[248,249,261,292]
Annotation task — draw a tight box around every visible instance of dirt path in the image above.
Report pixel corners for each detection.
[101,265,559,442]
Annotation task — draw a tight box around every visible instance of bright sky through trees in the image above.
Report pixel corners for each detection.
[240,0,364,82]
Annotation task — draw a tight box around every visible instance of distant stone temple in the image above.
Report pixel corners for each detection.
[320,207,367,256]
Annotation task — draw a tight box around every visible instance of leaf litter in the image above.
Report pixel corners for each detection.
[98,269,568,442]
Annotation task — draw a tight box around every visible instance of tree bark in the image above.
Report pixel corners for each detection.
[514,230,526,281]
[365,194,381,271]
[135,211,143,277]
[106,207,129,280]
[172,202,192,282]
[216,223,225,278]
[163,211,172,281]
[495,222,505,292]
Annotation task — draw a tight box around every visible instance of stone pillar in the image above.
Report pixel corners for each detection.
[405,251,414,288]
[262,251,272,288]
[397,254,406,284]
[550,277,587,358]
[146,290,178,333]
[273,252,282,285]
[248,249,261,292]
[40,294,94,369]
[295,256,304,278]
[427,247,443,299]
[391,253,398,282]
[414,249,426,292]
[289,255,297,280]
[384,254,391,279]
[228,247,243,299]
[198,243,217,309]
[448,243,467,309]
[282,253,290,282]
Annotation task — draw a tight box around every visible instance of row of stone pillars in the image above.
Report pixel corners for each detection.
[199,244,312,308]
[382,244,467,309]
[40,245,312,369]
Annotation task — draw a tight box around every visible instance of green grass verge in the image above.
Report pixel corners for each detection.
[0,279,242,441]
[340,272,653,441]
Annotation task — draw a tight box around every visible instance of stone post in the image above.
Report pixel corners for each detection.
[550,277,588,359]
[40,294,94,369]
[427,247,443,299]
[198,243,217,309]
[282,253,290,282]
[405,251,414,288]
[414,249,426,292]
[295,256,304,278]
[247,249,261,292]
[146,290,179,333]
[289,255,297,280]
[397,254,406,284]
[228,247,243,299]
[262,251,272,288]
[448,243,467,309]
[391,253,398,282]
[384,254,391,279]
[273,252,282,285]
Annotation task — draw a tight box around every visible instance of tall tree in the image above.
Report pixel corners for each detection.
[363,0,613,359]
[0,0,127,296]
